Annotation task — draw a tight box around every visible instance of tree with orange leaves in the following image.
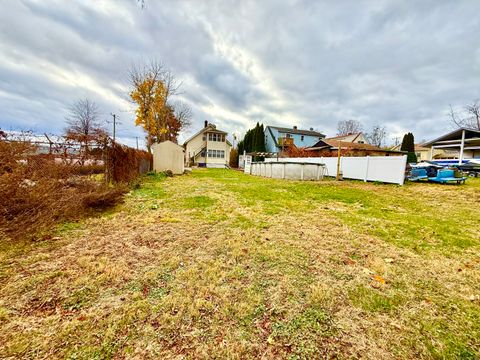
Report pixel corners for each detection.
[129,60,191,152]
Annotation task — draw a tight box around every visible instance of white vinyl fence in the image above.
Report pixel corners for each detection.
[249,161,326,180]
[259,155,407,185]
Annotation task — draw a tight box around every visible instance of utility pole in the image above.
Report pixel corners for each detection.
[136,137,139,150]
[109,113,119,142]
[336,140,344,181]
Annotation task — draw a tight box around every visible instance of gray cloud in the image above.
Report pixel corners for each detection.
[1,0,479,146]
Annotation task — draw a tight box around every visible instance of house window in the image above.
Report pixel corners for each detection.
[358,141,364,144]
[207,149,225,158]
[301,135,304,141]
[207,133,224,142]
[286,133,292,138]
[200,149,206,157]
[202,134,206,141]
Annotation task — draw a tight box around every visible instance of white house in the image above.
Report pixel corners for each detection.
[183,121,232,168]
[152,140,185,174]
[423,127,480,164]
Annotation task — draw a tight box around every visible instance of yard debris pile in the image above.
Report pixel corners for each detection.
[0,137,128,241]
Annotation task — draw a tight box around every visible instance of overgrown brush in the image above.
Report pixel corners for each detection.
[0,139,128,241]
[105,142,152,183]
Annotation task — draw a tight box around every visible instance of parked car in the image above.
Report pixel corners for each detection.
[457,159,480,177]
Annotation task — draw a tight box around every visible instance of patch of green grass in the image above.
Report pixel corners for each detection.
[270,307,335,358]
[56,221,84,234]
[349,285,404,312]
[181,195,216,209]
[411,301,480,359]
[131,172,167,199]
[199,169,479,253]
[63,286,97,311]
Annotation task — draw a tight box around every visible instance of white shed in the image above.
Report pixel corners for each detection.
[152,140,185,174]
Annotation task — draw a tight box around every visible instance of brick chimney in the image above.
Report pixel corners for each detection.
[293,126,298,130]
[204,120,208,128]
[310,127,313,131]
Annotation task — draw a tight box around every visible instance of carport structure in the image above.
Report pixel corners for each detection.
[424,128,480,164]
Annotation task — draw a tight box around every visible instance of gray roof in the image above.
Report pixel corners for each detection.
[423,127,480,146]
[266,125,325,137]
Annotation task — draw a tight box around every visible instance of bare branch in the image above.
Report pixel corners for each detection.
[448,100,480,130]
[337,119,363,136]
[366,124,387,147]
[174,101,192,130]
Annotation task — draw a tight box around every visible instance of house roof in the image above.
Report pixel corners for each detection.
[415,144,430,151]
[266,125,325,137]
[325,132,363,142]
[308,139,403,152]
[183,123,228,146]
[423,127,480,146]
[390,143,430,151]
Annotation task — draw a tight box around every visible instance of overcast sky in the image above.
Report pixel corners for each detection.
[1,0,479,147]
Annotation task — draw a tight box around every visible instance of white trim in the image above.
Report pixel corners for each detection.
[459,129,466,165]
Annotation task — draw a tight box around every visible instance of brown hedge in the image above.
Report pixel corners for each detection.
[105,142,152,183]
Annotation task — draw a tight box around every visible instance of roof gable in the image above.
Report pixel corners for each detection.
[326,132,364,141]
[183,123,228,145]
[265,125,325,137]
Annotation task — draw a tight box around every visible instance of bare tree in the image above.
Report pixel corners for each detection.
[65,99,106,164]
[449,100,480,130]
[174,101,192,130]
[66,99,101,134]
[337,119,363,136]
[366,124,387,147]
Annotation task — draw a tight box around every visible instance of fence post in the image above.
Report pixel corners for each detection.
[282,163,286,179]
[400,155,408,185]
[364,156,370,182]
[300,164,304,180]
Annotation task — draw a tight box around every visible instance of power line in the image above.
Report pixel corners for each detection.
[108,113,122,142]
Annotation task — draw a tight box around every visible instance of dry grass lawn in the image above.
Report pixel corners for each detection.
[0,169,479,359]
